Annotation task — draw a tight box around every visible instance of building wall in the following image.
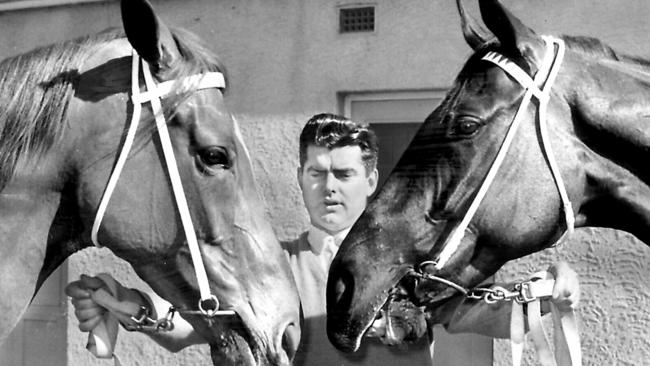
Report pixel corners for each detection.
[0,0,648,365]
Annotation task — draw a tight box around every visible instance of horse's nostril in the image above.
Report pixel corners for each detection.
[334,277,346,304]
[331,268,354,310]
[281,321,300,362]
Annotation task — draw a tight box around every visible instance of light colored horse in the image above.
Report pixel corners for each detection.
[0,1,300,364]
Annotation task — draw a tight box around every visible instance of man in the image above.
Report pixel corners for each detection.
[282,114,579,365]
[285,113,432,365]
[66,113,580,364]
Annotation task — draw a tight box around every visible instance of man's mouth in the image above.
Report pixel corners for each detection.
[324,200,342,208]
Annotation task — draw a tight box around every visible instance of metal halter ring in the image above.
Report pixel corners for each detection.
[199,295,220,317]
[418,260,439,272]
[410,263,470,296]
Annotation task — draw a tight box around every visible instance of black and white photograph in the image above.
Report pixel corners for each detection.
[0,0,648,365]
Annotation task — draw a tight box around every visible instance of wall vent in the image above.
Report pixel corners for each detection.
[339,6,375,33]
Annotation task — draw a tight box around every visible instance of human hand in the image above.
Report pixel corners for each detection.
[65,274,110,332]
[65,274,148,331]
[547,261,580,311]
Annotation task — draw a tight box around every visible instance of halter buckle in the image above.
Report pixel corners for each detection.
[514,281,538,303]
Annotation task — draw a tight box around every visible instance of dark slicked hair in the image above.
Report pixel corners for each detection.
[299,113,378,175]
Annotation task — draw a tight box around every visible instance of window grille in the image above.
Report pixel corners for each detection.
[339,6,375,33]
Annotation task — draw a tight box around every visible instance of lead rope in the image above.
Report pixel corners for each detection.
[88,50,227,361]
[86,273,122,365]
[410,268,581,366]
[509,272,582,366]
[432,36,574,271]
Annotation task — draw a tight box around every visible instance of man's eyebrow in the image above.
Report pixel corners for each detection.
[333,168,355,174]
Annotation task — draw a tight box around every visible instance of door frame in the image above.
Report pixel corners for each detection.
[340,89,494,366]
[341,89,446,123]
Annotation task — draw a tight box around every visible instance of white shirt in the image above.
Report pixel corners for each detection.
[307,226,350,272]
[282,226,432,366]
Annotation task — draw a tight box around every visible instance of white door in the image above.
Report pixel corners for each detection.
[0,263,68,366]
[345,91,493,366]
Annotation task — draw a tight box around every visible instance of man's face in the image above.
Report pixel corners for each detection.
[298,145,378,235]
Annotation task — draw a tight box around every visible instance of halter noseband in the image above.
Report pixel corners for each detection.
[91,50,234,319]
[416,36,574,295]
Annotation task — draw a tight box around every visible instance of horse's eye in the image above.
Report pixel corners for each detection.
[455,119,481,136]
[198,147,231,169]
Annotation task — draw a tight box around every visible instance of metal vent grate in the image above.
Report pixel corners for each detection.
[339,6,375,33]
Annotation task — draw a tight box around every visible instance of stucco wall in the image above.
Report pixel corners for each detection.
[1,0,648,365]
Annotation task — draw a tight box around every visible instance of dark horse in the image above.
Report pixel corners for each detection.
[327,0,650,352]
[0,0,300,365]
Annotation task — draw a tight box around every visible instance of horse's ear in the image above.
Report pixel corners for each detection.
[478,0,544,65]
[456,0,492,50]
[121,0,180,72]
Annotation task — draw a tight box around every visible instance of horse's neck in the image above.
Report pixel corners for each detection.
[573,60,650,163]
[568,56,650,177]
[0,178,63,343]
[567,56,650,244]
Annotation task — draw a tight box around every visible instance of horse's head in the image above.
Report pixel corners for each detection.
[69,1,300,364]
[327,0,586,352]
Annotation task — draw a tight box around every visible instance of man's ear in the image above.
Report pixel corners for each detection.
[367,168,378,196]
[296,167,304,190]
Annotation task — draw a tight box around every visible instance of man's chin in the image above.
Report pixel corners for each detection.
[315,217,347,233]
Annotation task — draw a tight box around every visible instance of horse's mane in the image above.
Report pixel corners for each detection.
[412,34,650,156]
[0,27,227,190]
[561,35,650,68]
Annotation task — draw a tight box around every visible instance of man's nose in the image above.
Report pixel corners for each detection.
[324,172,338,192]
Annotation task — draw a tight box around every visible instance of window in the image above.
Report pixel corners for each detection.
[339,6,375,33]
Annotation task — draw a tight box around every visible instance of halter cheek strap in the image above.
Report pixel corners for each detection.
[482,37,573,236]
[91,50,228,315]
[431,36,574,271]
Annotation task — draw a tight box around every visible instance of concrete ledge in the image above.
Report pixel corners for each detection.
[0,0,112,12]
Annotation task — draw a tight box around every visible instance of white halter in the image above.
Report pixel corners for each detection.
[431,36,574,271]
[412,36,581,366]
[91,50,227,316]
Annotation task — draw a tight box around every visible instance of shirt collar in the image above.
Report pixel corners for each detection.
[307,225,351,255]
